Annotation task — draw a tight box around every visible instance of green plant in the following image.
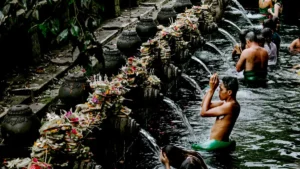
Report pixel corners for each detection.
[0,0,105,65]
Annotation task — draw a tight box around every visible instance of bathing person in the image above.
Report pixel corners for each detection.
[236,31,269,86]
[191,74,240,151]
[263,18,281,55]
[232,29,250,61]
[272,16,280,32]
[268,0,283,18]
[262,28,277,65]
[263,18,281,57]
[160,145,208,169]
[257,33,265,47]
[289,36,300,54]
[259,0,273,19]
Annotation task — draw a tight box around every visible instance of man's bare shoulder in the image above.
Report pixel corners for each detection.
[222,101,240,114]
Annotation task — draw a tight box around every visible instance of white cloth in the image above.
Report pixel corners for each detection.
[264,42,277,65]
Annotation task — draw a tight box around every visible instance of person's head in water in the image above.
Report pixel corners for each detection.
[245,31,257,48]
[219,76,239,100]
[256,33,265,47]
[162,145,206,169]
[262,27,273,43]
[239,29,250,50]
[179,156,204,169]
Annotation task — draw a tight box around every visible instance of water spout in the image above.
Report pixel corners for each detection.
[181,73,203,96]
[139,129,160,155]
[223,19,242,32]
[191,56,212,75]
[218,28,238,46]
[163,97,196,141]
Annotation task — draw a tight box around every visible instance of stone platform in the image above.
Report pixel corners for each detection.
[0,0,173,121]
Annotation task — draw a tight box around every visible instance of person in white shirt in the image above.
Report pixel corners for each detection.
[262,27,277,65]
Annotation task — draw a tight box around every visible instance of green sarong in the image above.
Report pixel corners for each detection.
[191,139,236,151]
[243,70,267,88]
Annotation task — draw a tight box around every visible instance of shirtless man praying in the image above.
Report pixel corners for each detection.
[192,74,240,151]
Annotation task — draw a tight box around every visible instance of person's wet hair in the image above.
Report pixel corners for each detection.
[222,76,239,96]
[261,27,273,41]
[239,29,250,50]
[162,145,207,169]
[162,145,189,168]
[263,19,276,31]
[256,33,265,47]
[179,156,206,169]
[245,31,257,43]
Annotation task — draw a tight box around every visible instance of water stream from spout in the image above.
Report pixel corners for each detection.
[218,28,238,46]
[205,42,231,67]
[139,129,160,156]
[205,42,225,56]
[163,97,196,141]
[231,0,247,14]
[223,19,242,32]
[181,73,203,96]
[230,0,253,26]
[191,56,212,75]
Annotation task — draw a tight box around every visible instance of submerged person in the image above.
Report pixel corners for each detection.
[160,145,208,169]
[268,0,283,18]
[263,18,281,56]
[236,31,269,87]
[191,74,240,151]
[289,36,300,55]
[232,29,250,61]
[259,0,273,19]
[262,28,277,65]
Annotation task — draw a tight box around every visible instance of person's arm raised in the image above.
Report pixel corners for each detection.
[201,102,232,117]
[236,50,247,72]
[200,74,226,117]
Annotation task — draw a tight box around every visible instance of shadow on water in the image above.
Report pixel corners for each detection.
[143,3,300,169]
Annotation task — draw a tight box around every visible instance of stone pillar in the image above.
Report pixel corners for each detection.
[114,0,121,17]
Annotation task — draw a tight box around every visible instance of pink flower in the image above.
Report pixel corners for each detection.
[30,165,41,169]
[32,158,38,163]
[71,129,77,134]
[66,111,72,118]
[92,97,99,104]
[71,118,79,122]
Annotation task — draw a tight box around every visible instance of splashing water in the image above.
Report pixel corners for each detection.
[181,73,203,96]
[139,129,160,156]
[163,97,197,141]
[223,19,242,32]
[218,28,238,45]
[191,56,212,75]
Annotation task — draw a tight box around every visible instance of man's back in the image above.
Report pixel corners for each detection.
[243,45,269,72]
[290,38,300,51]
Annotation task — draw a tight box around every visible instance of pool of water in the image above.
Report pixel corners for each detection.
[140,5,300,169]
